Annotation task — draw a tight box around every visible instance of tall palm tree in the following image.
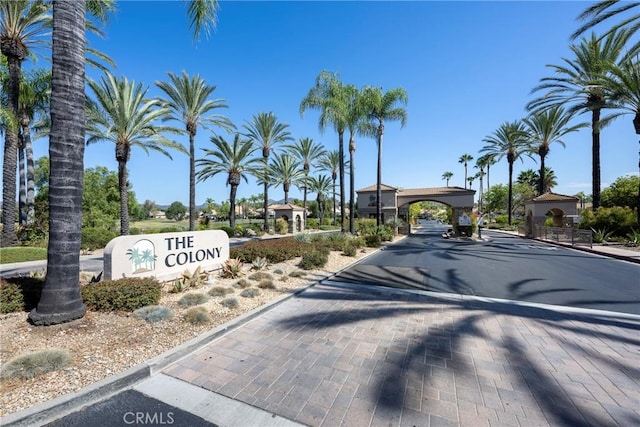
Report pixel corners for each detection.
[1,0,50,245]
[517,169,540,190]
[155,70,234,231]
[481,120,530,225]
[300,71,349,231]
[523,106,586,195]
[28,0,86,326]
[528,30,631,210]
[476,154,495,194]
[86,72,186,235]
[345,84,366,233]
[243,112,292,231]
[442,171,453,187]
[458,154,474,189]
[196,133,259,231]
[605,55,640,224]
[318,150,341,226]
[360,85,408,226]
[307,174,332,225]
[474,169,486,212]
[269,152,305,205]
[283,137,325,220]
[467,176,475,191]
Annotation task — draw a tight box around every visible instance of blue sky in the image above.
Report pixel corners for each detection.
[25,1,640,206]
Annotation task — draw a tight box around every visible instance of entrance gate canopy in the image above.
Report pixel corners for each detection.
[356,184,475,224]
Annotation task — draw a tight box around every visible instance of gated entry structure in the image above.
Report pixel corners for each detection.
[356,184,475,226]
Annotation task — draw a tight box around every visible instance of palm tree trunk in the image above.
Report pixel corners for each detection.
[229,184,237,231]
[262,181,269,232]
[464,164,468,189]
[25,125,36,225]
[338,129,345,231]
[376,125,383,227]
[592,109,601,210]
[539,155,545,195]
[189,132,196,231]
[18,135,27,226]
[29,0,87,326]
[1,53,22,246]
[332,176,336,226]
[118,159,130,235]
[507,161,514,226]
[349,135,355,234]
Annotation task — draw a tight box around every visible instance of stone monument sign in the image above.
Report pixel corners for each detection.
[103,230,230,281]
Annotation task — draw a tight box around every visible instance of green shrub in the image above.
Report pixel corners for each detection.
[276,218,289,234]
[364,234,381,248]
[299,246,329,270]
[257,279,276,289]
[184,306,211,325]
[129,227,141,235]
[233,279,250,289]
[494,215,509,224]
[230,237,309,263]
[1,349,72,380]
[0,277,44,313]
[159,226,184,233]
[177,293,209,307]
[306,218,319,229]
[625,229,640,247]
[240,288,260,298]
[220,297,239,309]
[208,286,234,297]
[81,277,162,312]
[356,219,377,236]
[219,225,234,237]
[342,243,357,257]
[16,224,47,246]
[81,227,116,251]
[134,305,173,323]
[248,271,273,281]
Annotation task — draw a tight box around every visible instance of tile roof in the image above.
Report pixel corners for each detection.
[269,203,306,210]
[398,186,474,196]
[357,184,400,192]
[530,192,579,202]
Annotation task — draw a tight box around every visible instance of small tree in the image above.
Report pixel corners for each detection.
[165,201,187,221]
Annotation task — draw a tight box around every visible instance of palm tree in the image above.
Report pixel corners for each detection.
[1,0,50,245]
[243,112,292,231]
[196,133,259,231]
[16,68,50,226]
[28,0,87,326]
[318,150,341,225]
[605,55,640,224]
[269,153,305,205]
[283,137,325,220]
[517,169,539,190]
[481,120,530,225]
[345,84,366,233]
[573,1,640,55]
[476,154,495,194]
[442,171,454,187]
[300,71,349,231]
[474,169,486,212]
[467,176,475,191]
[155,70,233,231]
[360,85,408,226]
[86,72,186,235]
[528,30,631,210]
[307,174,332,225]
[458,154,474,189]
[523,106,586,196]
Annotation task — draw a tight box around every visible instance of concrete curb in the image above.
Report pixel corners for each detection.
[0,239,390,427]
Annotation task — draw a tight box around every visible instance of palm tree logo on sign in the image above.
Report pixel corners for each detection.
[126,239,157,274]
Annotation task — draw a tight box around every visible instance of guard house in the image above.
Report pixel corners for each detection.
[270,204,306,233]
[356,184,475,227]
[524,192,579,236]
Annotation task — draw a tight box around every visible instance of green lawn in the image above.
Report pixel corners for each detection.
[0,247,48,264]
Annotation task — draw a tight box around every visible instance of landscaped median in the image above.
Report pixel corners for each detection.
[0,232,393,418]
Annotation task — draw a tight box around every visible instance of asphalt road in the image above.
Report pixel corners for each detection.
[331,221,640,315]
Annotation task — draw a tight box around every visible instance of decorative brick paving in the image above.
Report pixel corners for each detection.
[163,283,640,426]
